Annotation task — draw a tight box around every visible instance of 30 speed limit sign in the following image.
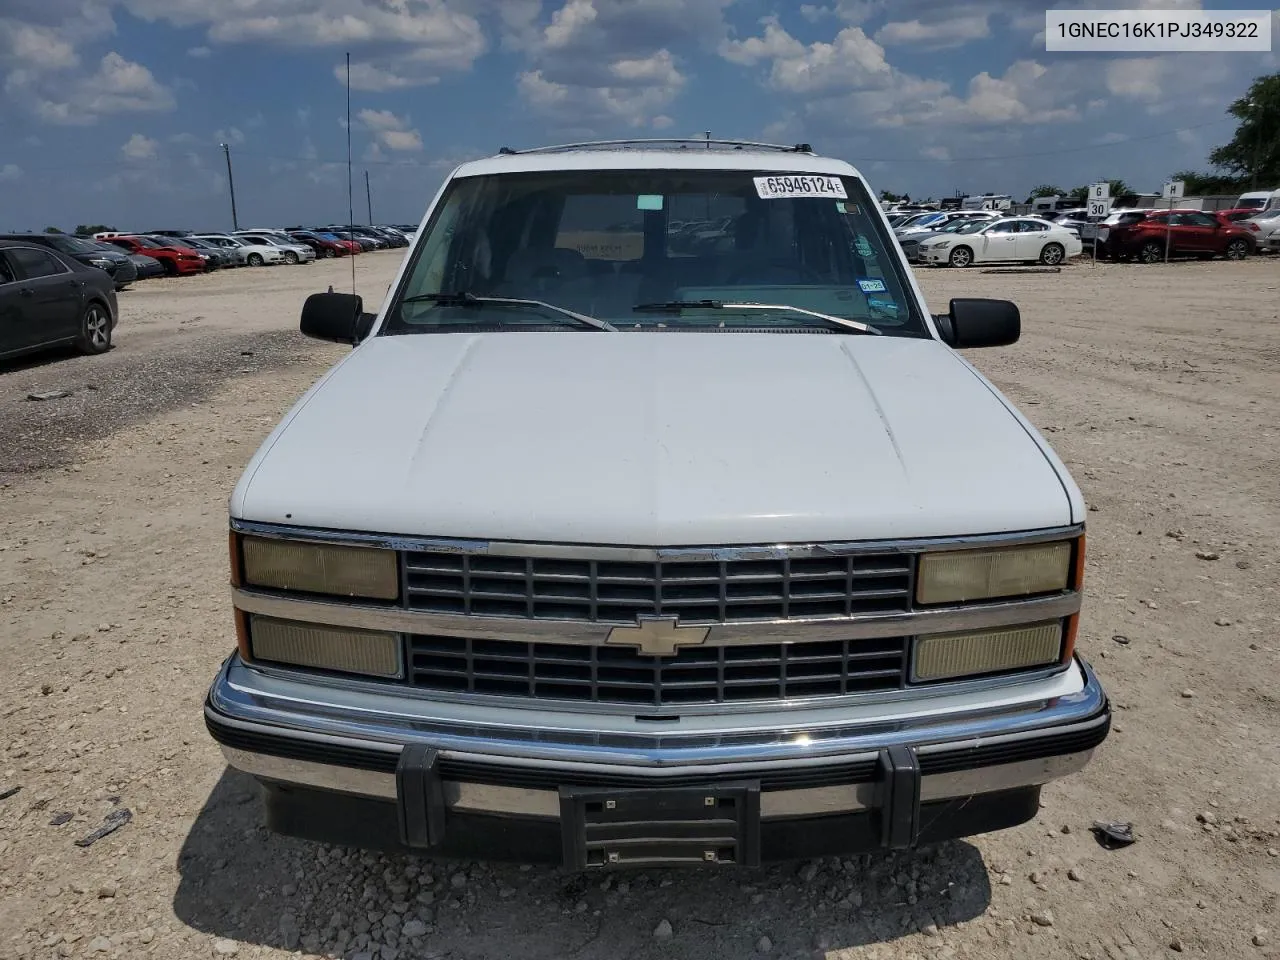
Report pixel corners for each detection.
[1088,198,1112,218]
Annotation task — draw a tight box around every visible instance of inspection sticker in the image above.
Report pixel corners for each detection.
[754,175,847,200]
[856,278,887,293]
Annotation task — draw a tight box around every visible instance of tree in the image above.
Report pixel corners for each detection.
[879,189,903,203]
[1067,185,1090,203]
[44,226,63,234]
[1028,184,1064,200]
[1168,169,1245,195]
[73,224,115,237]
[1208,72,1280,189]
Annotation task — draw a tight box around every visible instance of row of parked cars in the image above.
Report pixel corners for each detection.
[0,224,416,292]
[0,223,417,363]
[889,205,1279,266]
[1043,206,1279,263]
[888,210,1084,267]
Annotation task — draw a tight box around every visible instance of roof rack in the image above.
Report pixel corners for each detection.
[496,138,815,156]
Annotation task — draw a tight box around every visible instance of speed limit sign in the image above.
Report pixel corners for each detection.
[1088,198,1111,218]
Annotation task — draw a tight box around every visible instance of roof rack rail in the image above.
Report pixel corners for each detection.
[496,138,815,156]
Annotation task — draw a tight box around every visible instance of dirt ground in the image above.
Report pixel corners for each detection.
[1,252,1278,960]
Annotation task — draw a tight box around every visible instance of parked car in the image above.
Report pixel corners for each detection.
[316,231,362,255]
[1245,211,1280,252]
[896,210,993,241]
[147,229,195,239]
[194,234,287,267]
[324,226,387,250]
[0,239,117,360]
[287,230,349,258]
[0,233,138,290]
[182,236,242,268]
[235,231,316,264]
[146,235,220,271]
[205,139,1109,866]
[1088,209,1148,259]
[1101,210,1256,263]
[119,249,165,280]
[103,235,205,275]
[919,216,1083,267]
[898,213,999,262]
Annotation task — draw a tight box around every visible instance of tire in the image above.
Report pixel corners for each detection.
[161,258,178,277]
[1039,242,1065,266]
[948,245,974,268]
[323,247,335,259]
[247,253,264,267]
[1225,239,1249,261]
[75,301,112,354]
[1139,241,1164,264]
[283,250,299,265]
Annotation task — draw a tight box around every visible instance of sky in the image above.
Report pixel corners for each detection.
[1,0,1277,232]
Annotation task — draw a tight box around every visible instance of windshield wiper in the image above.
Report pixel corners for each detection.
[400,292,616,331]
[633,300,882,335]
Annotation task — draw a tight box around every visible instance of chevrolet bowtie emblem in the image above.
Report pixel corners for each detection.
[606,615,710,657]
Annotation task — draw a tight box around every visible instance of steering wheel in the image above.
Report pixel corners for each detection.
[725,258,826,285]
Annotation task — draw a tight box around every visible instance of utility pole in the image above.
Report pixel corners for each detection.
[365,170,373,224]
[220,142,239,231]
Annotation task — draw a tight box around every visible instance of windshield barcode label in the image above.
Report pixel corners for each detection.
[754,176,848,200]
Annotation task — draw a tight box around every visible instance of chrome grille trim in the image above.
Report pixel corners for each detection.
[231,588,1081,647]
[404,549,912,624]
[406,633,909,707]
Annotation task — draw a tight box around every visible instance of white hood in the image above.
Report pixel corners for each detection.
[231,333,1080,545]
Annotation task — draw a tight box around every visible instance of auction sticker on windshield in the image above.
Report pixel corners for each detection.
[754,176,848,200]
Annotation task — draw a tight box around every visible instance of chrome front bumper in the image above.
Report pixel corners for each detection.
[206,653,1108,831]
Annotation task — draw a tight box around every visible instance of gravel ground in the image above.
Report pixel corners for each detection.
[1,252,1278,960]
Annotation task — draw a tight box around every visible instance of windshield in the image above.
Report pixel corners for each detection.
[383,169,926,337]
[132,236,165,249]
[938,218,983,234]
[949,220,993,235]
[48,235,101,254]
[1238,197,1267,210]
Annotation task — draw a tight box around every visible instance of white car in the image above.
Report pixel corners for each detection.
[919,216,1083,267]
[1245,211,1280,252]
[234,230,316,264]
[193,234,286,267]
[204,139,1109,867]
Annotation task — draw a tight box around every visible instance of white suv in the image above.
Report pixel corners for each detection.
[206,139,1108,867]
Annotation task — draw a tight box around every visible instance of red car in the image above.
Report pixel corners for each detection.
[287,231,350,258]
[105,235,206,276]
[1102,210,1257,263]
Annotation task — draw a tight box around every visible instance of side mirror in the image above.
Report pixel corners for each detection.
[300,291,376,345]
[934,297,1019,348]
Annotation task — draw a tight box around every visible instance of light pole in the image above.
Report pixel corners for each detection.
[220,142,240,231]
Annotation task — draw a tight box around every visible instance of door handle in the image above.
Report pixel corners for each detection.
[19,288,34,297]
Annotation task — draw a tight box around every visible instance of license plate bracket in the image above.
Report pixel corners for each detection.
[560,781,761,869]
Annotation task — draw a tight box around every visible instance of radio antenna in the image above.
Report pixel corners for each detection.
[345,51,356,296]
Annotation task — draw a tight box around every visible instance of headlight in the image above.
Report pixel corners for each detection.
[913,621,1063,682]
[248,615,402,677]
[89,258,113,268]
[916,540,1073,605]
[239,535,399,599]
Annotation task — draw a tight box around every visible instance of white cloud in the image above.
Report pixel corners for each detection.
[16,51,174,125]
[381,129,423,151]
[921,145,950,161]
[721,19,894,94]
[1105,57,1167,103]
[875,14,991,49]
[356,108,424,152]
[121,132,158,159]
[720,19,892,94]
[0,163,22,181]
[215,126,245,145]
[187,45,210,57]
[518,66,682,128]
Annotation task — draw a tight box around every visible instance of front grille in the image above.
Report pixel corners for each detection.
[407,633,908,707]
[404,551,912,625]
